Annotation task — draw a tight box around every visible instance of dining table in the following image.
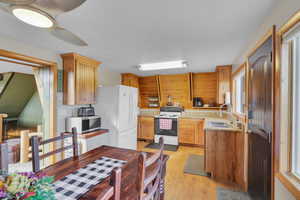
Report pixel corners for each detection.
[41,145,169,200]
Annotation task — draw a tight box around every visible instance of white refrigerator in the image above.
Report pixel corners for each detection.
[95,85,138,150]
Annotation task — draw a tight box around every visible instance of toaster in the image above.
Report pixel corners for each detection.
[78,105,95,117]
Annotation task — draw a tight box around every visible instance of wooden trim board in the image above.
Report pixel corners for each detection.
[275,8,300,198]
[0,48,57,164]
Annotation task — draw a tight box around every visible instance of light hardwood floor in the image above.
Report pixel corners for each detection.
[137,141,240,200]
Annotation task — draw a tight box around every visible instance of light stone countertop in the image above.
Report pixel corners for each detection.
[138,110,243,132]
[204,118,243,132]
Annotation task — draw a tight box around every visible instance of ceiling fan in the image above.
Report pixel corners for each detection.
[0,0,88,46]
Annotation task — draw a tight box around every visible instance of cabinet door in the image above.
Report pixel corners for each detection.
[121,74,139,88]
[138,117,154,140]
[179,119,196,144]
[75,60,96,104]
[121,74,131,86]
[195,120,205,146]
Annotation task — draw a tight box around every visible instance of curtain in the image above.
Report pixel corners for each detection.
[33,67,52,166]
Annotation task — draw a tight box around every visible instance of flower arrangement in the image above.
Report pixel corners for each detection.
[0,171,55,200]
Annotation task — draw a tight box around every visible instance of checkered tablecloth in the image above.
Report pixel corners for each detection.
[53,156,126,200]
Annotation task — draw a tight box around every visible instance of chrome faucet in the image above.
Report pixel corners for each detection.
[219,104,227,117]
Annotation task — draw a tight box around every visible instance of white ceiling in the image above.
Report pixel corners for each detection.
[0,0,276,76]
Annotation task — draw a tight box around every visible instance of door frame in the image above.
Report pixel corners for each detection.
[0,48,58,163]
[246,26,276,200]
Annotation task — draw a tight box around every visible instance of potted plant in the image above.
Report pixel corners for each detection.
[0,171,55,200]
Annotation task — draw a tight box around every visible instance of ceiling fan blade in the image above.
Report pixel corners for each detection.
[0,0,35,5]
[50,26,88,46]
[32,0,86,15]
[51,0,86,12]
[0,4,11,13]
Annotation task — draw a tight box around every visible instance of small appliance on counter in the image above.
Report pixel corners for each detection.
[78,104,95,117]
[166,95,173,106]
[66,115,101,134]
[193,97,203,107]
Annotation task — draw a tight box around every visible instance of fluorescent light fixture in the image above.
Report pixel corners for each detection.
[139,60,187,71]
[12,7,54,28]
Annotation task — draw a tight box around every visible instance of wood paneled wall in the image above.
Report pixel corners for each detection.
[121,73,139,88]
[139,76,159,108]
[192,72,217,105]
[123,65,232,109]
[159,74,192,108]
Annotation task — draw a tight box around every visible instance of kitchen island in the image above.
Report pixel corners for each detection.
[204,121,246,190]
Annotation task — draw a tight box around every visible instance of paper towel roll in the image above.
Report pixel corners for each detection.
[225,92,231,105]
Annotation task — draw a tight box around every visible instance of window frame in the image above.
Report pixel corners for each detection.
[281,25,300,182]
[232,64,246,116]
[276,11,300,198]
[290,37,300,179]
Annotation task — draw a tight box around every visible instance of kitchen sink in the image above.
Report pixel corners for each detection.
[208,121,231,128]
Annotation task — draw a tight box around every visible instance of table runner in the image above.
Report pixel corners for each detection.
[54,156,126,200]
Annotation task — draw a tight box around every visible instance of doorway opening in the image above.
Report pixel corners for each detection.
[0,49,57,172]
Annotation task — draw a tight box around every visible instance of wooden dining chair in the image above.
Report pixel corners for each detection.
[137,137,164,200]
[30,127,79,173]
[96,167,122,200]
[0,142,8,171]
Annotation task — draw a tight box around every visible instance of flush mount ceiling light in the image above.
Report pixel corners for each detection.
[12,6,54,28]
[139,60,188,71]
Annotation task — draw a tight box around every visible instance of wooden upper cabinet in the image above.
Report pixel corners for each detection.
[61,53,101,105]
[179,118,204,145]
[139,76,160,108]
[158,74,192,108]
[216,65,232,105]
[192,72,217,105]
[121,73,139,88]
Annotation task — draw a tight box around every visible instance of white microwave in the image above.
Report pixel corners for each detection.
[66,116,101,134]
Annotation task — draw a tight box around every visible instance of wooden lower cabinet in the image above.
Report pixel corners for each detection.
[205,130,245,189]
[138,116,154,140]
[179,118,204,146]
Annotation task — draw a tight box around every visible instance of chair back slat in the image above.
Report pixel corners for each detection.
[39,133,73,145]
[0,142,8,171]
[143,175,160,200]
[96,167,122,200]
[31,136,40,173]
[145,141,164,167]
[143,161,161,189]
[31,127,79,172]
[72,129,79,157]
[137,137,164,200]
[39,145,74,160]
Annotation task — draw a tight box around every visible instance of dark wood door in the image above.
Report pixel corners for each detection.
[248,36,273,200]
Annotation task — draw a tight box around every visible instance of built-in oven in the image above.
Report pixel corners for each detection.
[154,118,178,136]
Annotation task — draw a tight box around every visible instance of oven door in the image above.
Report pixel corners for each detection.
[154,118,178,136]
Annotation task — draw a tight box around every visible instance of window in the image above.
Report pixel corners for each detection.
[291,36,300,178]
[282,25,300,179]
[233,68,245,114]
